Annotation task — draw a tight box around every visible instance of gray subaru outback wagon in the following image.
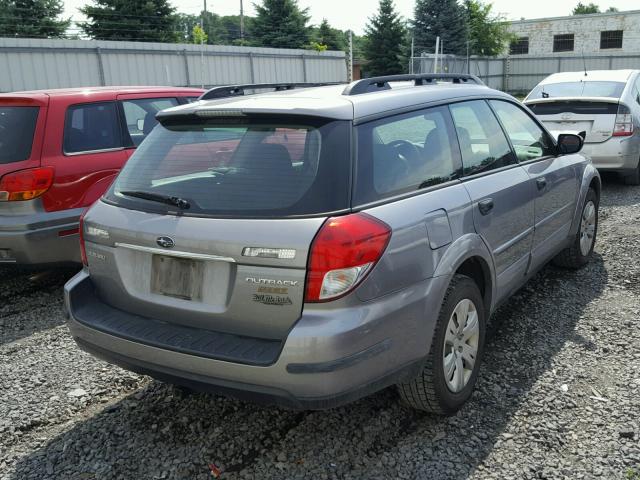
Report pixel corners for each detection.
[64,74,600,414]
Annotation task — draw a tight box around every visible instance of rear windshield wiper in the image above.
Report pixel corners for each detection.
[119,190,191,210]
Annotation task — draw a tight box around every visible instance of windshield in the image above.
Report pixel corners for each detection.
[528,81,626,100]
[0,106,39,164]
[106,116,351,218]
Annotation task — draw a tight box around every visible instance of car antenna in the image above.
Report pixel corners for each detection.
[582,48,588,77]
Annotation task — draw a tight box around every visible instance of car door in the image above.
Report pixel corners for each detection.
[449,100,536,303]
[490,100,580,270]
[41,98,127,212]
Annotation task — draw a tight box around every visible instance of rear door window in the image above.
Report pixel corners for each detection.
[449,100,516,176]
[64,102,122,154]
[121,97,180,147]
[107,116,350,217]
[0,106,39,164]
[354,106,461,204]
[490,100,555,162]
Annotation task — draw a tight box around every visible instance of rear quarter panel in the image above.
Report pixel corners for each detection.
[356,182,494,305]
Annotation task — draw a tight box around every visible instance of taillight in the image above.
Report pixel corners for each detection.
[0,167,54,202]
[305,213,391,302]
[79,210,88,266]
[613,103,634,137]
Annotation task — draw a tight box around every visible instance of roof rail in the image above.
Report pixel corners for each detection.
[342,74,484,96]
[199,82,341,101]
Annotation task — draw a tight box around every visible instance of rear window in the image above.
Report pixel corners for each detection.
[527,101,619,115]
[106,116,350,218]
[0,106,39,164]
[528,81,625,100]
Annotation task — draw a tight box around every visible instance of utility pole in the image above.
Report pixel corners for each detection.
[201,0,206,88]
[434,36,439,73]
[348,30,353,82]
[410,36,414,74]
[240,0,244,43]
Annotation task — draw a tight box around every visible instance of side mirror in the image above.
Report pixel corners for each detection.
[136,119,145,132]
[557,133,584,155]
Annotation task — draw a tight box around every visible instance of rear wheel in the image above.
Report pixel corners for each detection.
[397,274,485,414]
[624,159,640,185]
[553,188,598,269]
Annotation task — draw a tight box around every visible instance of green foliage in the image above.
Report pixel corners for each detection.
[309,41,328,52]
[464,0,514,56]
[251,0,311,49]
[192,24,207,44]
[572,2,600,14]
[413,0,467,55]
[626,468,640,480]
[310,18,345,51]
[363,0,407,76]
[0,0,69,38]
[80,0,178,42]
[606,6,619,12]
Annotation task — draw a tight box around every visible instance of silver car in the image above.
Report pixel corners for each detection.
[524,69,640,185]
[64,75,600,413]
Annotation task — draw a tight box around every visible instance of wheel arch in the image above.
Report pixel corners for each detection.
[570,164,601,236]
[432,233,496,317]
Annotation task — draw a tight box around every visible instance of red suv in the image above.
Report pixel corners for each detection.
[0,86,203,265]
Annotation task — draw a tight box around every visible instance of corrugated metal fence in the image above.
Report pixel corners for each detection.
[0,37,348,92]
[411,53,640,94]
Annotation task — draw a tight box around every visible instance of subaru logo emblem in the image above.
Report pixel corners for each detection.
[156,236,175,249]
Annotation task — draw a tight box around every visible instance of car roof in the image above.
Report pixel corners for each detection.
[2,86,203,97]
[158,82,509,121]
[539,70,637,84]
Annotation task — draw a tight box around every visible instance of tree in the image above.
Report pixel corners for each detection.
[80,0,178,42]
[192,24,207,44]
[250,0,310,49]
[606,6,619,12]
[464,0,513,56]
[363,0,407,76]
[311,18,345,51]
[413,0,467,56]
[0,0,69,38]
[572,2,600,14]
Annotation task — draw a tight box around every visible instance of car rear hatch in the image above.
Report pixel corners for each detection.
[0,94,48,179]
[83,112,352,341]
[526,97,623,144]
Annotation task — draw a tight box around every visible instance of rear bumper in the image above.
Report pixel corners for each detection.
[0,207,83,265]
[582,137,640,173]
[64,270,446,409]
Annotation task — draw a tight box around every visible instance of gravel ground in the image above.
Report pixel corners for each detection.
[1,178,639,480]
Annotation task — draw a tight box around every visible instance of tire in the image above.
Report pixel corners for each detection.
[624,159,640,186]
[553,188,598,269]
[397,274,486,415]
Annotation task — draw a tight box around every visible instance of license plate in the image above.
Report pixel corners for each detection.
[151,255,203,301]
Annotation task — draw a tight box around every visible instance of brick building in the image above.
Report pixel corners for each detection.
[507,10,640,56]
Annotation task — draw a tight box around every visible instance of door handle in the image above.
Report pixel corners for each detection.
[536,177,547,190]
[478,198,494,215]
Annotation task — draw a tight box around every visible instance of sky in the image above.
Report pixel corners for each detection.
[64,0,640,35]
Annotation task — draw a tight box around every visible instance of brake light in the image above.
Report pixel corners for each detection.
[79,210,88,266]
[613,103,634,137]
[305,213,391,302]
[0,167,54,202]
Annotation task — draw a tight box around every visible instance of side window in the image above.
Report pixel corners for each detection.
[449,100,515,175]
[121,97,179,147]
[635,77,640,105]
[355,105,461,204]
[490,100,555,162]
[64,102,122,154]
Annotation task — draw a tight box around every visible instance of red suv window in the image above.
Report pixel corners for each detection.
[63,102,123,154]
